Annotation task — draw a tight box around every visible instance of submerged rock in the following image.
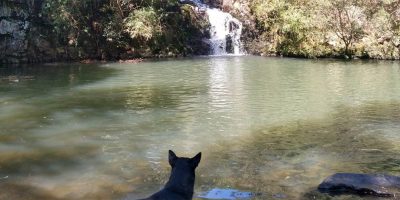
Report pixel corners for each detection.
[318,173,400,197]
[198,188,256,199]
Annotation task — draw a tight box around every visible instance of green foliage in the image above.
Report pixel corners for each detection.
[42,0,111,59]
[41,0,209,60]
[324,0,367,56]
[124,7,161,41]
[250,0,400,59]
[39,0,400,60]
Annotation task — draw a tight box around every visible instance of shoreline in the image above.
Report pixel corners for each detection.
[0,54,399,67]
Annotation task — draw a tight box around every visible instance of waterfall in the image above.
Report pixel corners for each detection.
[179,0,244,55]
[206,8,243,55]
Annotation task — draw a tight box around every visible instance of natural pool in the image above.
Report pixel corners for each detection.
[1,56,400,200]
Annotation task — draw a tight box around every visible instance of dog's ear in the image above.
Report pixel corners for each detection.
[190,152,201,168]
[169,150,177,167]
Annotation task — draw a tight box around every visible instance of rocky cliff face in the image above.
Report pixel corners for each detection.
[0,0,58,64]
[1,1,31,64]
[0,0,247,64]
[1,0,210,64]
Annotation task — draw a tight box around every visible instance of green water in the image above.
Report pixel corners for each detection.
[1,56,400,200]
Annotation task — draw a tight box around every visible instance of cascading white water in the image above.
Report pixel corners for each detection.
[206,8,243,55]
[180,0,243,55]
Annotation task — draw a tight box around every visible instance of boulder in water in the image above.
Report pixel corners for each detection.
[318,173,400,197]
[197,188,256,199]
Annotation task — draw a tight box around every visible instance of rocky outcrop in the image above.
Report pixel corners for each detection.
[0,1,30,63]
[1,1,211,64]
[318,173,400,197]
[0,0,59,64]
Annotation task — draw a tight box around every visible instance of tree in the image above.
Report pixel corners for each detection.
[325,0,367,57]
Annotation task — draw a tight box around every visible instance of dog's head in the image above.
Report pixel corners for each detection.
[168,150,201,171]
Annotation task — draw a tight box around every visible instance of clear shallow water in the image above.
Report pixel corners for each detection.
[1,57,400,200]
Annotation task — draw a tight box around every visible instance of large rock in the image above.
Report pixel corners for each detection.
[318,173,400,197]
[0,0,58,64]
[0,19,25,35]
[0,1,29,64]
[0,5,29,19]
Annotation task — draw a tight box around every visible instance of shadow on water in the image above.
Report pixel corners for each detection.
[0,75,209,199]
[0,182,65,200]
[0,63,125,200]
[0,83,208,137]
[61,84,208,112]
[196,101,400,200]
[0,181,129,200]
[0,63,118,130]
[0,62,207,141]
[0,63,117,95]
[0,144,103,200]
[0,145,99,176]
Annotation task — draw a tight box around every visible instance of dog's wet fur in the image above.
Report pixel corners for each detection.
[138,150,201,200]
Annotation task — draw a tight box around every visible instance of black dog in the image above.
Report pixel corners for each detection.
[138,150,201,200]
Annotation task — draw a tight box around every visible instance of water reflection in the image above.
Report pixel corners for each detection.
[207,57,249,136]
[0,58,400,200]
